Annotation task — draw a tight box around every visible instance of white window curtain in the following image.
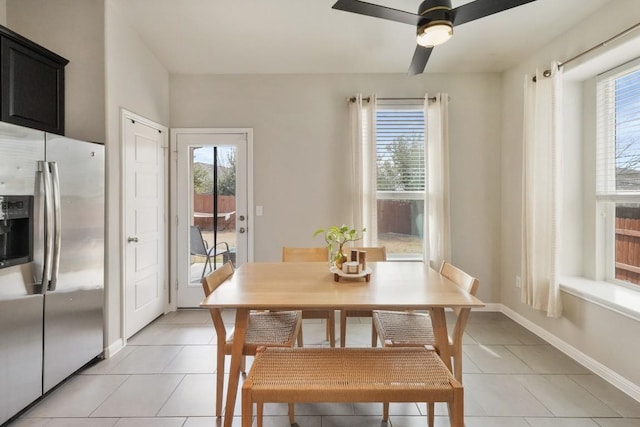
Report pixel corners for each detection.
[521,63,563,318]
[349,94,377,245]
[350,93,450,266]
[427,93,451,268]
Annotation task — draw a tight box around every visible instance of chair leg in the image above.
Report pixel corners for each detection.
[257,402,263,427]
[201,255,212,279]
[371,321,378,347]
[242,390,253,427]
[382,402,390,421]
[324,315,330,340]
[328,311,336,347]
[340,310,347,347]
[288,403,296,425]
[428,402,435,427]
[216,350,225,417]
[450,384,464,427]
[297,327,304,347]
[240,355,247,374]
[453,346,462,383]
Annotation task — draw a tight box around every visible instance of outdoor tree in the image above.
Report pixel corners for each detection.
[193,163,213,194]
[217,150,236,196]
[376,134,425,191]
[192,150,236,196]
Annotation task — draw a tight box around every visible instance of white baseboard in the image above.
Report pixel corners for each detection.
[498,304,640,403]
[474,302,503,312]
[103,339,124,359]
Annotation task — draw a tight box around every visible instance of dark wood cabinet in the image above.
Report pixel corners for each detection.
[0,25,68,135]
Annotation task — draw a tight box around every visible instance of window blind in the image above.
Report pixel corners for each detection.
[596,58,640,197]
[375,100,425,192]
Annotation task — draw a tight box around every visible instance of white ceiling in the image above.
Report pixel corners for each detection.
[115,0,613,75]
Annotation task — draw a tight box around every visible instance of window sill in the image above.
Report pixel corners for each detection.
[387,254,422,262]
[559,276,640,322]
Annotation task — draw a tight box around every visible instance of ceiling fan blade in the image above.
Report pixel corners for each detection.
[451,0,538,27]
[408,45,434,76]
[332,0,421,26]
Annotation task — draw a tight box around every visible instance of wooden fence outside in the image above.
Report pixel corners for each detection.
[615,217,640,286]
[193,194,236,230]
[377,199,424,238]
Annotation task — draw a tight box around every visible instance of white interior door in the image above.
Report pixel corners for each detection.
[172,128,252,308]
[123,113,168,338]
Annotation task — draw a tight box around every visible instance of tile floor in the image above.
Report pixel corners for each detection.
[7,310,640,427]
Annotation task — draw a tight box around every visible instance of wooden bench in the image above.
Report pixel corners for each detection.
[242,346,463,427]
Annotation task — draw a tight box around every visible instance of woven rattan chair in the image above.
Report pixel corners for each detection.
[372,261,479,379]
[372,261,479,426]
[282,246,336,347]
[242,346,464,427]
[339,246,387,347]
[372,260,479,426]
[201,261,302,418]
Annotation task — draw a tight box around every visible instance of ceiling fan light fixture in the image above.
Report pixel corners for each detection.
[416,20,453,47]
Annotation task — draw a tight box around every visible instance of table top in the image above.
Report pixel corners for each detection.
[200,261,484,311]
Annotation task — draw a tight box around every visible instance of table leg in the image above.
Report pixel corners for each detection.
[430,307,457,424]
[429,307,452,372]
[224,308,249,427]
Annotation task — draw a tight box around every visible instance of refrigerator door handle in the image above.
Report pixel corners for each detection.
[39,160,54,291]
[49,161,61,291]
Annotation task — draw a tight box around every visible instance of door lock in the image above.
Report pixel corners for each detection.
[239,227,246,234]
[239,215,245,221]
[127,236,139,243]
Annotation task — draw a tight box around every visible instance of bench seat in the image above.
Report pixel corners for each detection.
[242,346,463,427]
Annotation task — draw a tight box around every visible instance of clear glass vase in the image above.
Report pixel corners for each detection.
[334,247,347,270]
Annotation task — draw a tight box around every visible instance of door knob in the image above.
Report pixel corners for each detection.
[239,215,245,221]
[127,236,139,243]
[239,227,246,234]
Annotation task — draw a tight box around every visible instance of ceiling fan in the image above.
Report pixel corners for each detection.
[332,0,538,75]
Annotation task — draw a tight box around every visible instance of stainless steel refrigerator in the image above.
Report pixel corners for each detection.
[0,122,104,425]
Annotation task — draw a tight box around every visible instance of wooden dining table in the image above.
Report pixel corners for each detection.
[200,261,485,427]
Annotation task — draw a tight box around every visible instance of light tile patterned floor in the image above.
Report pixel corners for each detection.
[7,311,640,427]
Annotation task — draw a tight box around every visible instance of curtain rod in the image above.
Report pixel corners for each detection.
[347,96,437,103]
[533,21,640,82]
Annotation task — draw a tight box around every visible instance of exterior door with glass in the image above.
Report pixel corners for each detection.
[172,129,252,308]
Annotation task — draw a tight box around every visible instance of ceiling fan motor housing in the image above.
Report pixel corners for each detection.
[417,0,453,40]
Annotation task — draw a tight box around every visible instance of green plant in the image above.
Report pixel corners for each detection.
[313,225,366,265]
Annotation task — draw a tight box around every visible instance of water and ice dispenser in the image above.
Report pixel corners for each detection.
[0,195,33,269]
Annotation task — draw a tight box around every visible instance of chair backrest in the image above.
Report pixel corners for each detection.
[351,246,387,262]
[439,261,479,296]
[190,225,208,257]
[201,261,235,344]
[201,260,234,296]
[438,260,479,349]
[282,247,328,262]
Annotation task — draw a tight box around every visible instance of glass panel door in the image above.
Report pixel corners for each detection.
[173,129,249,308]
[190,146,238,283]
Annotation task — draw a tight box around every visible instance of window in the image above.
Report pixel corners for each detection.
[596,59,640,288]
[353,94,447,264]
[372,99,426,260]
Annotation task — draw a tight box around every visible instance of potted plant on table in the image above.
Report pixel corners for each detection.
[314,225,366,269]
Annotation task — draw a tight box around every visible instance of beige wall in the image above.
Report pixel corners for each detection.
[104,0,170,349]
[500,0,640,389]
[6,0,105,143]
[0,1,6,25]
[170,72,503,303]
